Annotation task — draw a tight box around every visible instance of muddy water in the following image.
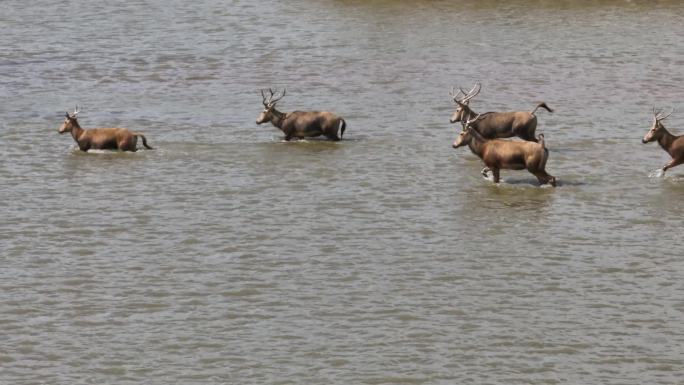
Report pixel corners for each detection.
[2,1,684,384]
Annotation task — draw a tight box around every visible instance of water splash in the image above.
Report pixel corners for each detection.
[648,168,665,178]
[86,149,117,154]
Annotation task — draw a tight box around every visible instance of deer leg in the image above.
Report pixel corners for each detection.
[662,158,684,173]
[119,137,136,152]
[534,171,556,187]
[490,168,501,184]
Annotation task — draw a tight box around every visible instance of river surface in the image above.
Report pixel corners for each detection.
[2,1,684,384]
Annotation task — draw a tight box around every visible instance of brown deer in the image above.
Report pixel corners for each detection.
[642,107,684,175]
[57,107,153,152]
[256,88,346,141]
[449,82,553,142]
[453,115,556,187]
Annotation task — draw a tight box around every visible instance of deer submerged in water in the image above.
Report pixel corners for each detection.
[256,88,346,141]
[57,107,153,152]
[453,115,556,187]
[449,82,553,142]
[642,107,684,175]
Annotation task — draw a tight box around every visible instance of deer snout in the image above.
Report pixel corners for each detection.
[449,112,461,124]
[452,134,467,149]
[256,112,267,125]
[642,130,657,143]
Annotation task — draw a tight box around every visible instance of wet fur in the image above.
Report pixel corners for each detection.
[454,126,556,186]
[452,102,553,142]
[643,119,684,174]
[58,115,152,152]
[258,106,346,141]
[282,111,346,141]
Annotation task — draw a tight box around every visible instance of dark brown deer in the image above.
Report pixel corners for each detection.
[256,88,346,141]
[642,107,684,175]
[453,115,556,187]
[449,82,553,142]
[57,107,153,152]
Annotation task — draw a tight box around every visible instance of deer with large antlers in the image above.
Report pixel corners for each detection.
[453,115,556,187]
[642,107,684,175]
[57,107,153,152]
[449,82,553,142]
[256,88,347,141]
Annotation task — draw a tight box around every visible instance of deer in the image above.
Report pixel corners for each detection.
[642,106,684,175]
[452,115,556,187]
[256,88,346,141]
[57,107,153,152]
[449,82,553,142]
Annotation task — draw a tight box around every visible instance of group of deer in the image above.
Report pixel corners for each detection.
[449,82,557,186]
[447,83,684,186]
[57,88,347,152]
[57,84,684,186]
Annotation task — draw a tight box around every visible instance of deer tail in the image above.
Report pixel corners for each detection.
[135,133,153,149]
[340,118,346,138]
[531,102,554,115]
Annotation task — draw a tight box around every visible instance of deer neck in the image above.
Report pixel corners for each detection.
[467,131,487,158]
[657,127,677,155]
[270,108,287,129]
[463,105,477,122]
[70,122,85,142]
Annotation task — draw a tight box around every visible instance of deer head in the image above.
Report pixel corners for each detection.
[452,114,485,148]
[643,106,673,143]
[256,88,286,125]
[58,106,81,134]
[450,82,481,124]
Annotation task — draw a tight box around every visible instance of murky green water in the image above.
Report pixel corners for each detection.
[2,1,684,384]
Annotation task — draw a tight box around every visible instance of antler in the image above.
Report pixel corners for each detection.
[465,113,489,127]
[653,106,673,121]
[450,86,466,103]
[261,88,286,107]
[465,113,481,127]
[270,88,286,105]
[261,89,270,107]
[68,105,81,118]
[460,82,481,103]
[452,82,481,104]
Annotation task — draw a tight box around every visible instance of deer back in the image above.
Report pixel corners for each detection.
[473,111,536,139]
[481,138,544,170]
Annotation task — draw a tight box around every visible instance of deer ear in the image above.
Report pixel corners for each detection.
[65,112,70,118]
